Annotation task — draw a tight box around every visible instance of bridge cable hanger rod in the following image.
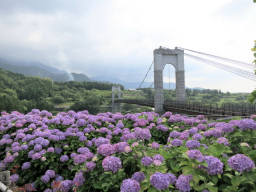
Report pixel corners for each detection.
[185,53,256,82]
[138,60,154,89]
[178,47,254,69]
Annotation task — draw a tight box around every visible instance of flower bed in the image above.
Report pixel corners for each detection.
[0,110,256,192]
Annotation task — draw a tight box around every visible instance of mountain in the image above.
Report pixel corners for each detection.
[91,76,176,89]
[0,58,89,82]
[72,73,90,82]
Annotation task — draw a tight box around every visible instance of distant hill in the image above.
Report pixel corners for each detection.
[0,58,90,82]
[72,73,90,82]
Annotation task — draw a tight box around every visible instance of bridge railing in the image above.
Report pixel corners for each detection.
[115,98,256,116]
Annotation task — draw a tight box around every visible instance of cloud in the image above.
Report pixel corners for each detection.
[0,0,255,92]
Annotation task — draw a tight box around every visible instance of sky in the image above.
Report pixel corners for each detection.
[0,0,255,92]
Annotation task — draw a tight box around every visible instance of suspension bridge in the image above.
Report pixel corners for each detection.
[113,46,256,117]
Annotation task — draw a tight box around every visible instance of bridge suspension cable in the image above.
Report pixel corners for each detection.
[178,47,254,69]
[138,60,154,89]
[185,53,256,82]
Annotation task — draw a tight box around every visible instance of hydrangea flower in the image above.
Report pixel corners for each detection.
[171,139,183,146]
[153,154,164,163]
[169,131,181,138]
[59,180,73,192]
[151,142,160,149]
[102,156,122,173]
[217,137,229,146]
[41,175,50,184]
[73,171,85,187]
[120,179,140,192]
[131,172,145,183]
[238,119,256,130]
[22,162,31,170]
[204,156,223,175]
[60,155,69,162]
[141,156,153,166]
[187,150,204,162]
[10,174,19,183]
[192,133,203,140]
[97,144,115,156]
[86,161,96,171]
[45,170,55,178]
[150,172,171,190]
[228,154,255,173]
[176,175,192,192]
[166,173,176,184]
[186,140,200,149]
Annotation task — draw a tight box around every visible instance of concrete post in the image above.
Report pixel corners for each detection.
[154,53,164,113]
[176,71,185,101]
[112,86,122,113]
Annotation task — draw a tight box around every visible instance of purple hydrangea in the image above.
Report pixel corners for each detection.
[188,127,198,135]
[131,172,145,183]
[150,172,171,190]
[102,156,122,173]
[167,173,176,184]
[171,139,183,146]
[217,137,229,146]
[187,150,204,162]
[179,131,190,140]
[10,174,19,183]
[169,131,181,138]
[21,162,31,170]
[73,171,85,187]
[45,170,55,178]
[176,175,192,192]
[228,154,255,173]
[134,128,151,140]
[120,179,140,192]
[86,161,96,171]
[114,142,129,153]
[41,175,50,183]
[197,124,207,131]
[73,154,88,164]
[141,156,153,166]
[204,156,223,175]
[153,154,164,163]
[47,147,55,153]
[151,142,160,149]
[59,180,73,192]
[192,133,203,140]
[238,119,256,130]
[77,147,90,154]
[97,144,115,156]
[186,140,200,149]
[94,137,110,147]
[60,155,69,162]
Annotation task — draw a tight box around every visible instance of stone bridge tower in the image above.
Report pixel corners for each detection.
[154,47,185,113]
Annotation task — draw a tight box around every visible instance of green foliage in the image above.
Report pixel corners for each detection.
[70,94,103,114]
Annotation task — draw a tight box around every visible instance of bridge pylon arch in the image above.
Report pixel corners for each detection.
[154,46,185,113]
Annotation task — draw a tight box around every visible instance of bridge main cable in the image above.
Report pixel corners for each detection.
[138,60,154,89]
[185,53,256,81]
[178,47,254,69]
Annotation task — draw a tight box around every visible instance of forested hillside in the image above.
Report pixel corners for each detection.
[0,69,122,114]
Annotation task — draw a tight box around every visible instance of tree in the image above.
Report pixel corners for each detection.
[249,41,256,102]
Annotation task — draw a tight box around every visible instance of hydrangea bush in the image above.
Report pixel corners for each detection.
[1,109,256,191]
